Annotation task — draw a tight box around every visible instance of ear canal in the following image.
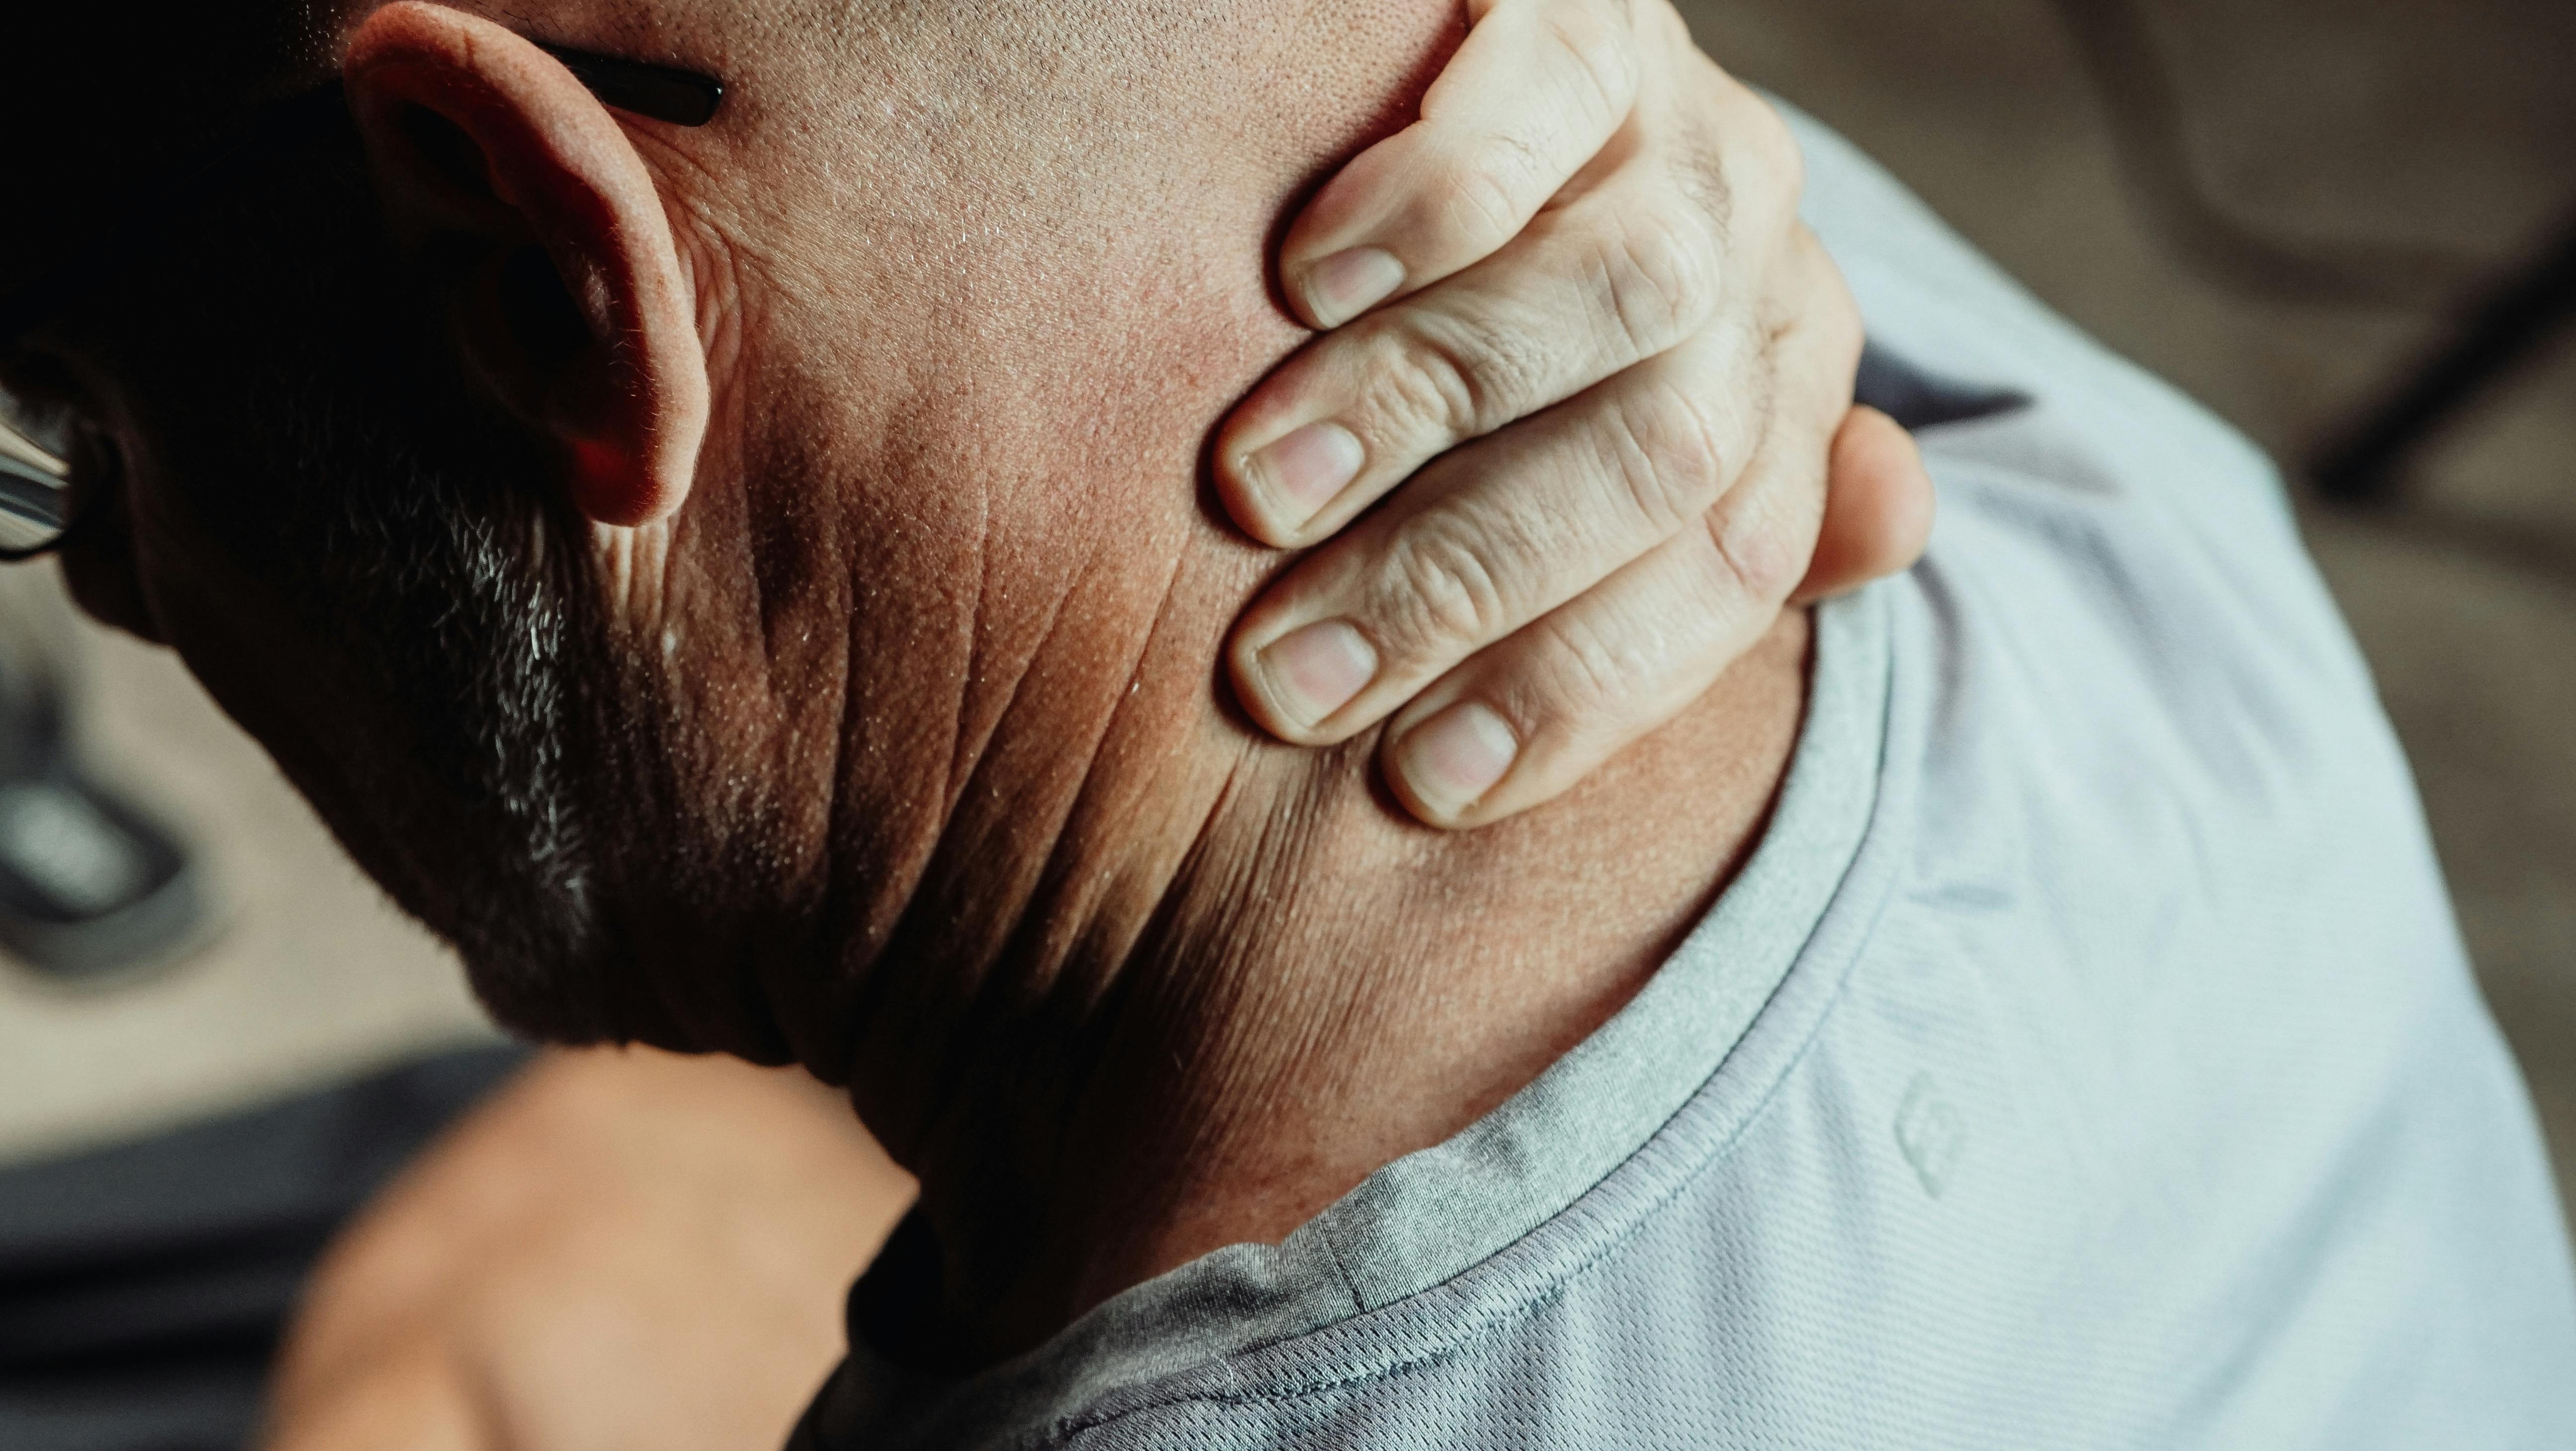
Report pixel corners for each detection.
[493,244,596,370]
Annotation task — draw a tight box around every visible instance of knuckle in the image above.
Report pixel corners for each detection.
[1433,138,1544,253]
[1374,521,1516,657]
[1526,611,1645,739]
[1689,89,1799,243]
[1539,0,1643,133]
[1600,204,1723,349]
[1659,116,1741,236]
[1825,296,1866,375]
[1605,379,1733,530]
[1673,131,1732,240]
[1703,485,1807,605]
[1808,243,1867,360]
[1371,310,1536,441]
[1744,97,1805,207]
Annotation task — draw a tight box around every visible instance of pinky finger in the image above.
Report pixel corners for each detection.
[1378,403,1828,829]
[1791,406,1933,605]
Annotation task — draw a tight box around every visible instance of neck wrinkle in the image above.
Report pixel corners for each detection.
[835,588,1813,1369]
[830,540,1259,1162]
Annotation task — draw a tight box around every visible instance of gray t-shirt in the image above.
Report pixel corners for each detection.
[793,109,2576,1450]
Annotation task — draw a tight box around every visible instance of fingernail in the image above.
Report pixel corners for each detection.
[1241,422,1365,526]
[1304,247,1405,328]
[1256,620,1378,729]
[1395,702,1518,819]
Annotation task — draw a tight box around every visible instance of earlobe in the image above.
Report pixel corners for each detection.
[343,1,707,528]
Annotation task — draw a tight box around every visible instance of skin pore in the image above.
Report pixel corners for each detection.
[523,2,1813,1361]
[546,0,1817,1357]
[42,0,1820,1367]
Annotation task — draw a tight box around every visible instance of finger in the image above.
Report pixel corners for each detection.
[1221,172,1740,547]
[1791,406,1933,604]
[1229,228,1860,750]
[1228,310,1770,747]
[1225,38,1812,550]
[1280,0,1643,328]
[1379,366,1839,829]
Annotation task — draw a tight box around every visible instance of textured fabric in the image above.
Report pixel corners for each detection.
[796,107,2576,1451]
[809,511,1892,1451]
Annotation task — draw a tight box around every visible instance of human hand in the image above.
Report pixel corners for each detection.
[259,1049,912,1451]
[1220,0,1932,828]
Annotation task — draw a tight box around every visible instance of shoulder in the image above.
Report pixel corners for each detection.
[1783,98,2372,704]
[1774,98,2421,844]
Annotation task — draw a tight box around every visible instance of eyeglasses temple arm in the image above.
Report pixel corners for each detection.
[537,46,724,127]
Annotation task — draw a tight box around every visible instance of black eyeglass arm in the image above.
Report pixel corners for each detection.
[538,46,724,127]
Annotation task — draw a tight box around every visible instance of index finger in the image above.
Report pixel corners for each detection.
[1280,0,1644,328]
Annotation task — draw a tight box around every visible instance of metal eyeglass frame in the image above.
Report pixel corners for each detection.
[0,43,726,563]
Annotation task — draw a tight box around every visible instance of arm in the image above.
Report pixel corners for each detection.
[260,1049,911,1451]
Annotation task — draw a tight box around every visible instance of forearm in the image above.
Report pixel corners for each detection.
[264,1048,911,1451]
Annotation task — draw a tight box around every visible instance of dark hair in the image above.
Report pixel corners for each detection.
[55,115,645,1044]
[4,8,340,286]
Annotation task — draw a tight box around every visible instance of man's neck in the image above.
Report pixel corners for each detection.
[839,597,1812,1366]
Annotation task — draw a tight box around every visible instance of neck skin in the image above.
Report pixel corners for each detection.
[822,558,1814,1366]
[546,0,1802,1362]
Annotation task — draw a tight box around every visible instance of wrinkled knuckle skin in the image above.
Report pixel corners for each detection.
[1541,0,1643,134]
[1374,522,1515,663]
[1375,311,1536,443]
[1528,611,1645,743]
[1603,205,1723,352]
[1363,320,1481,448]
[1435,139,1545,256]
[1609,380,1732,534]
[1706,487,1806,606]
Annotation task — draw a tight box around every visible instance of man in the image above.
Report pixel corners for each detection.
[8,1,2574,1449]
[8,0,1930,1440]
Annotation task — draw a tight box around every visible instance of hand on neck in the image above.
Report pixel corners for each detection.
[839,578,1816,1365]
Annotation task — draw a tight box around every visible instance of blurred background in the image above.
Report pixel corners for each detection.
[1681,0,2576,1209]
[0,0,2569,1338]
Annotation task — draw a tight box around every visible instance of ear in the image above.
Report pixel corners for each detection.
[344,2,707,527]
